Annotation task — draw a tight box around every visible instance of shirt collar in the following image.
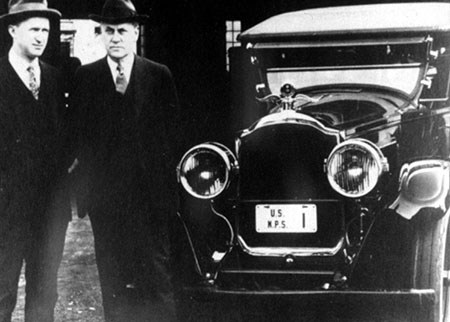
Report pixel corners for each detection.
[107,54,134,82]
[8,49,41,90]
[8,49,40,73]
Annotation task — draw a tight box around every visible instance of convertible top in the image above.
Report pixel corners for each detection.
[239,2,450,43]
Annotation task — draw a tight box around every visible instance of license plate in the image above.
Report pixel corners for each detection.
[255,204,317,233]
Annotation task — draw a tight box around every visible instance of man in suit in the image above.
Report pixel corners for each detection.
[0,1,70,321]
[71,0,179,321]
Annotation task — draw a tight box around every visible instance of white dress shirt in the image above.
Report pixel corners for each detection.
[8,49,41,91]
[107,54,134,86]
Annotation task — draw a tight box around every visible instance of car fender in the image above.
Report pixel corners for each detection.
[389,159,450,220]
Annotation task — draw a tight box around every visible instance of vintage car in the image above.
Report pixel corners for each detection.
[175,3,450,321]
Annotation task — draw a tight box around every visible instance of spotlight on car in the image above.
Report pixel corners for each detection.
[177,142,237,199]
[326,139,388,198]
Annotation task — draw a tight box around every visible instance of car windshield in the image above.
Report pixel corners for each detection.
[259,44,425,67]
[256,42,429,98]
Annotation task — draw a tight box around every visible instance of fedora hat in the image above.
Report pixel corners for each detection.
[0,0,61,24]
[89,0,149,24]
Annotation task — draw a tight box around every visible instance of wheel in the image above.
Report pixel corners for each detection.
[350,208,450,321]
[411,208,450,322]
[443,222,450,322]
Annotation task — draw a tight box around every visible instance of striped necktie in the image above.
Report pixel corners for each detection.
[115,63,128,95]
[27,66,39,100]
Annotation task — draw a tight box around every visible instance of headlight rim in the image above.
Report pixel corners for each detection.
[326,138,388,198]
[177,142,236,200]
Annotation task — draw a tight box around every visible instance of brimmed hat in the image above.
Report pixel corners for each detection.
[89,0,149,24]
[0,0,61,24]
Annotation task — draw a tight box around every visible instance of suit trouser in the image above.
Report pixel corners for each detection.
[0,204,69,322]
[89,202,176,322]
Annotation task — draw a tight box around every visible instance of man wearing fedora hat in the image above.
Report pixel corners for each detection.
[70,0,179,321]
[0,0,70,321]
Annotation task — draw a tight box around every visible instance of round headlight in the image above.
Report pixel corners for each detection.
[177,143,236,199]
[326,139,388,198]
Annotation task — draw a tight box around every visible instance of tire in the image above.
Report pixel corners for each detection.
[411,208,450,322]
[444,222,450,322]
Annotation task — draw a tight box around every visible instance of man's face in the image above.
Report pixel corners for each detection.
[8,17,50,59]
[101,23,139,61]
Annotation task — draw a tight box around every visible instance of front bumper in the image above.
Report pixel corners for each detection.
[183,286,435,321]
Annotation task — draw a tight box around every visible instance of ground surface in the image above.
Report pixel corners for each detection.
[7,212,418,322]
[12,215,105,322]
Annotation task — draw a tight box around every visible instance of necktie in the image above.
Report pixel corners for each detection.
[115,63,128,95]
[27,66,39,100]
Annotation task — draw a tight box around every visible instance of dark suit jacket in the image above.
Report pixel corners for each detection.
[0,57,70,222]
[71,55,180,217]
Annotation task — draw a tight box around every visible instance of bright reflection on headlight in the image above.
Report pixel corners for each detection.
[327,139,387,198]
[199,171,214,180]
[178,143,236,199]
[347,155,364,178]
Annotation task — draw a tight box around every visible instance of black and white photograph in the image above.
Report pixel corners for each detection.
[0,0,449,321]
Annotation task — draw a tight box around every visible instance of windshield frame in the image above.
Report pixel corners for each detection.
[250,36,433,101]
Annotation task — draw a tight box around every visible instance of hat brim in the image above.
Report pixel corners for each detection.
[0,9,61,25]
[89,14,149,24]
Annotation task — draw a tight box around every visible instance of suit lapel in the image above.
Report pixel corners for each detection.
[1,58,36,104]
[97,57,118,117]
[131,55,146,118]
[0,59,20,127]
[39,61,48,98]
[40,61,63,130]
[100,57,116,92]
[39,61,57,101]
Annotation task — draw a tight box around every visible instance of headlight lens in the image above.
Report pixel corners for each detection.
[326,139,388,198]
[177,143,236,199]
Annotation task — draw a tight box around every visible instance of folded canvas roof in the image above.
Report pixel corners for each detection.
[239,3,450,43]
